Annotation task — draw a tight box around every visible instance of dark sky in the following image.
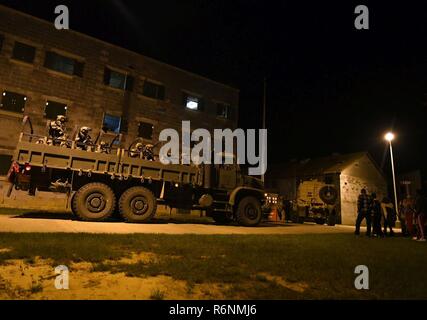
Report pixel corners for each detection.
[2,0,427,177]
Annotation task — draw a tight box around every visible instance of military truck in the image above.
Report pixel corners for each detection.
[6,123,266,227]
[291,179,338,226]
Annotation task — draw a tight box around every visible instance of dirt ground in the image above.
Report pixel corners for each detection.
[0,251,310,300]
[0,252,233,300]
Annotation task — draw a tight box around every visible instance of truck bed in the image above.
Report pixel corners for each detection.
[14,133,201,185]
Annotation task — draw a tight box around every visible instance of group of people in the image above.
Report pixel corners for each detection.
[399,190,427,241]
[46,115,154,158]
[47,115,93,150]
[354,188,426,241]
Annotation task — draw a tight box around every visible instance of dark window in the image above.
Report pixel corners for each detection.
[216,103,231,119]
[103,114,121,133]
[44,51,84,76]
[138,122,154,140]
[0,91,26,113]
[183,92,204,111]
[45,101,67,120]
[143,81,165,100]
[104,68,134,91]
[12,42,36,63]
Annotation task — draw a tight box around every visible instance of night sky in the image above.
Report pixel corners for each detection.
[1,0,427,177]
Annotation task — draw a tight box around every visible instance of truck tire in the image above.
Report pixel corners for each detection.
[73,183,116,221]
[235,196,262,227]
[296,206,306,224]
[291,210,299,223]
[119,186,157,223]
[315,218,326,225]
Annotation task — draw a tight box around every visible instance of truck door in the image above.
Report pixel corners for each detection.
[218,163,237,189]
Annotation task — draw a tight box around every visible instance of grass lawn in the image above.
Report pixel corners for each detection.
[0,232,426,299]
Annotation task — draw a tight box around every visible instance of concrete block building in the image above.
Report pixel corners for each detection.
[0,5,239,175]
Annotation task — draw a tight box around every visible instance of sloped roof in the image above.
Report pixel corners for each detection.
[268,152,378,178]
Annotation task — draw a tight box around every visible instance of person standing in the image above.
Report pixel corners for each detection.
[355,189,372,236]
[414,189,426,242]
[400,196,415,238]
[381,197,396,236]
[371,193,383,237]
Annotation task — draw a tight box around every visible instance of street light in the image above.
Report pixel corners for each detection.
[385,132,399,214]
[385,132,394,142]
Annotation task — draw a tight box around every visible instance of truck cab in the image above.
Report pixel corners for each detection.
[201,153,266,226]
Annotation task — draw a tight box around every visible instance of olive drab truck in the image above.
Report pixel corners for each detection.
[6,118,266,227]
[292,179,338,226]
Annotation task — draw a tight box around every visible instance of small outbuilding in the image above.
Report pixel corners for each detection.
[266,152,387,225]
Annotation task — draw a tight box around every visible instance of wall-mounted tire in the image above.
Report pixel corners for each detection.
[119,186,157,223]
[235,196,262,227]
[319,186,338,205]
[72,183,116,222]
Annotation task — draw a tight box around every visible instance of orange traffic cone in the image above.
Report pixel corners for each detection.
[269,207,279,222]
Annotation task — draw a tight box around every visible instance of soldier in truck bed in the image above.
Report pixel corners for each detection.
[75,126,93,151]
[48,115,67,145]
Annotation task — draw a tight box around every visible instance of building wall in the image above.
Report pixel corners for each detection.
[340,155,387,225]
[0,5,239,173]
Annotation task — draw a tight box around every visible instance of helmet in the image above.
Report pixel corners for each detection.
[80,126,92,134]
[56,115,67,123]
[134,142,144,151]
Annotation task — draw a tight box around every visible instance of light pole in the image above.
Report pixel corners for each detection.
[385,132,399,214]
[261,77,266,184]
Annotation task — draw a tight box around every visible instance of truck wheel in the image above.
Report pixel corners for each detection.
[291,211,299,223]
[235,196,262,227]
[73,183,116,221]
[119,186,157,223]
[315,218,326,225]
[296,206,306,224]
